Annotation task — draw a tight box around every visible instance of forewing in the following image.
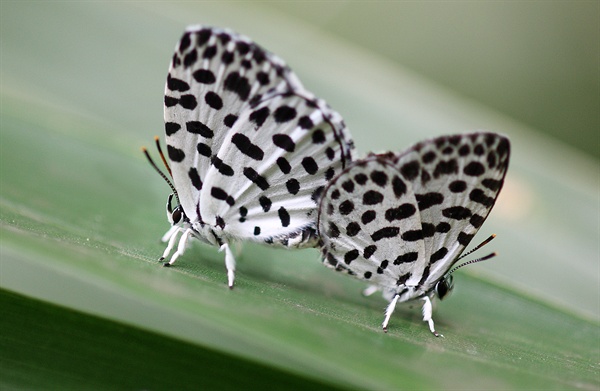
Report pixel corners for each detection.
[164,25,303,222]
[318,158,426,288]
[391,132,510,287]
[202,89,354,241]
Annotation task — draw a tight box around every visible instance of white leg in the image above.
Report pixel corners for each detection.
[362,285,379,297]
[164,228,192,266]
[161,224,180,243]
[219,243,236,289]
[160,226,182,261]
[382,294,400,332]
[422,296,443,338]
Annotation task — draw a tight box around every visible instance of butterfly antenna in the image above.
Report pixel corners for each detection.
[154,136,172,177]
[141,145,178,198]
[457,234,496,260]
[447,252,497,276]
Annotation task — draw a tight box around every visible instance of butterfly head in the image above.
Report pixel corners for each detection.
[166,193,185,225]
[434,275,454,300]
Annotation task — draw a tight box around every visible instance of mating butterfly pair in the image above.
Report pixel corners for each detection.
[144,25,510,336]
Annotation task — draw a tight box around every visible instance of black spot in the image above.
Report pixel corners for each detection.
[470,189,494,207]
[276,157,291,174]
[188,167,202,190]
[363,190,384,205]
[205,91,223,110]
[311,186,324,202]
[442,146,453,155]
[433,159,458,178]
[458,144,470,156]
[254,226,261,235]
[470,214,485,228]
[278,207,291,227]
[178,95,197,110]
[167,145,185,162]
[312,129,326,144]
[416,192,444,210]
[165,122,181,136]
[497,137,510,157]
[354,173,368,185]
[241,59,252,69]
[215,216,225,229]
[286,178,300,195]
[231,133,264,160]
[325,147,335,161]
[164,96,178,107]
[401,230,423,242]
[422,223,436,238]
[385,203,416,221]
[430,247,448,264]
[239,207,248,217]
[299,116,314,129]
[341,180,355,193]
[256,71,270,85]
[167,75,190,91]
[221,51,234,64]
[273,134,296,152]
[195,29,211,46]
[474,144,485,156]
[186,121,214,138]
[179,32,191,52]
[442,206,472,220]
[328,222,340,238]
[482,179,502,191]
[464,161,485,176]
[236,41,250,55]
[371,227,400,241]
[436,222,451,233]
[392,175,406,197]
[192,69,216,84]
[331,189,340,200]
[418,266,430,286]
[224,114,238,128]
[197,143,211,157]
[364,245,377,259]
[421,170,431,184]
[302,157,319,175]
[377,259,389,274]
[400,161,420,180]
[325,167,335,180]
[346,222,361,237]
[394,252,418,265]
[370,171,388,187]
[212,157,234,176]
[339,200,355,215]
[458,232,474,246]
[224,72,251,101]
[326,203,334,215]
[203,45,217,59]
[361,210,376,224]
[487,151,497,168]
[449,180,467,193]
[259,196,272,212]
[243,167,269,190]
[397,273,412,285]
[422,151,436,163]
[364,271,372,280]
[273,106,297,123]
[211,187,234,206]
[249,107,270,128]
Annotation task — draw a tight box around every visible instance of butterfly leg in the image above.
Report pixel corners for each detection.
[159,226,182,262]
[382,294,400,332]
[422,296,443,338]
[163,227,193,267]
[161,224,180,243]
[219,243,236,289]
[362,285,379,297]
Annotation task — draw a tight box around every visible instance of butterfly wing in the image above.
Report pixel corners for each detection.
[390,132,510,289]
[201,89,353,244]
[164,25,304,224]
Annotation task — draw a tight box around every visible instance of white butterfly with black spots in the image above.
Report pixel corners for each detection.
[317,132,510,336]
[152,25,354,288]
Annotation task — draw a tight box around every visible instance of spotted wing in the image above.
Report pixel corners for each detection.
[317,157,427,289]
[201,89,354,243]
[164,25,304,224]
[389,132,510,289]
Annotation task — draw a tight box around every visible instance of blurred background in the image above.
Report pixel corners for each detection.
[1,2,598,388]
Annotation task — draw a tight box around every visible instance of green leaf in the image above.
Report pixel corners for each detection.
[1,2,598,390]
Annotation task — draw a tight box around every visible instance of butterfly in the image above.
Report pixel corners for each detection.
[143,25,354,288]
[317,132,510,336]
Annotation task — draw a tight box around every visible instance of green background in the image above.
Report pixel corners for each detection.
[1,2,598,390]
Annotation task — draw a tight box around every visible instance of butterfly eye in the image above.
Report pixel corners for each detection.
[436,275,454,300]
[171,205,183,224]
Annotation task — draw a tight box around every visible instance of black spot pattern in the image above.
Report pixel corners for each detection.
[394,252,418,265]
[243,167,269,190]
[385,203,416,221]
[400,161,420,180]
[371,227,400,241]
[361,210,376,224]
[205,92,223,110]
[286,178,300,195]
[273,134,296,152]
[167,145,185,162]
[302,157,318,175]
[259,196,272,212]
[212,157,234,176]
[464,161,485,176]
[278,207,290,227]
[429,247,448,264]
[249,107,270,127]
[186,121,214,138]
[344,249,359,264]
[370,171,388,187]
[363,245,377,259]
[416,192,444,210]
[197,143,211,157]
[188,168,202,190]
[363,190,384,205]
[346,222,361,237]
[193,69,216,84]
[449,180,467,193]
[224,72,250,101]
[231,133,264,160]
[273,106,296,122]
[442,206,472,220]
[165,122,181,136]
[276,157,291,174]
[211,187,235,206]
[341,180,355,193]
[339,200,354,215]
